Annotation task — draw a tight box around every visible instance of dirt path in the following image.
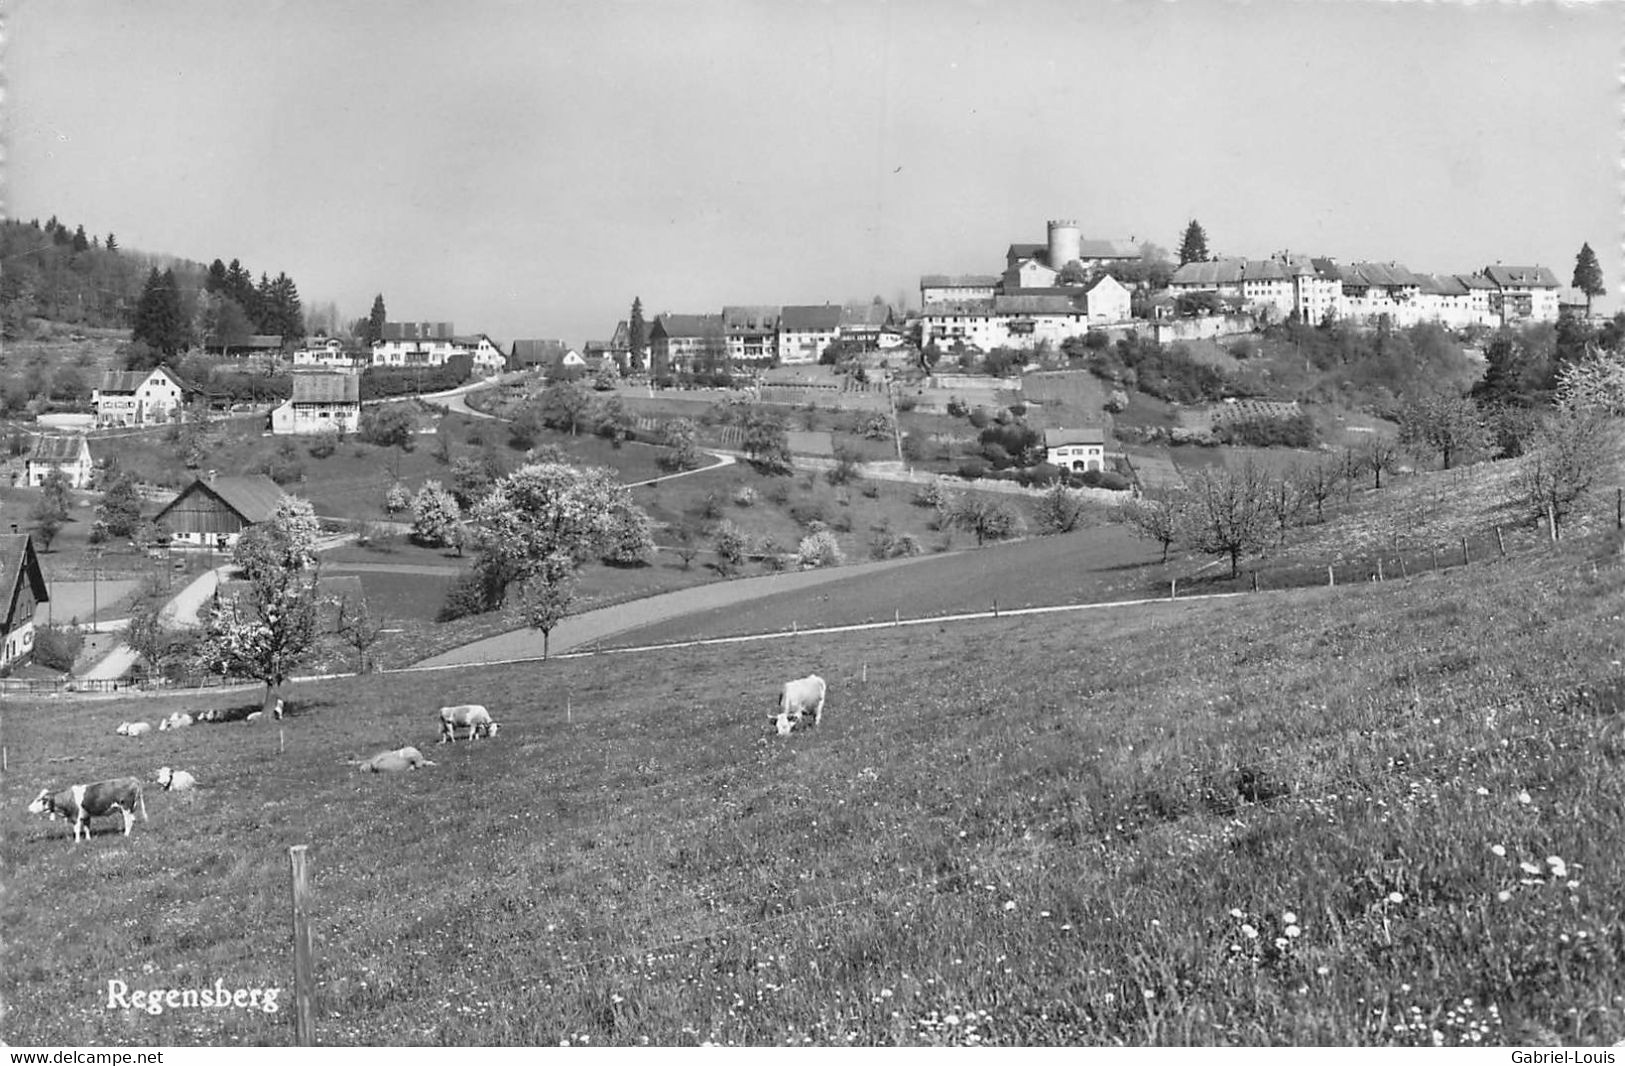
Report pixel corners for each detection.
[411,552,943,668]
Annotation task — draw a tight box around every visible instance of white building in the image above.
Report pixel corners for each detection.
[269,373,362,435]
[1044,427,1106,472]
[1484,265,1562,325]
[93,366,190,427]
[26,435,94,488]
[292,338,365,371]
[778,305,843,365]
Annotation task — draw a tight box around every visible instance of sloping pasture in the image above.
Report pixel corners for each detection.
[4,540,1625,1045]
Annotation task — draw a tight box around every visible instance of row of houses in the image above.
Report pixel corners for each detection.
[1165,257,1564,329]
[640,302,911,379]
[89,366,362,436]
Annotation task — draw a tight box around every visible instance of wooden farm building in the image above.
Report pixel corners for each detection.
[154,476,287,549]
[0,535,49,671]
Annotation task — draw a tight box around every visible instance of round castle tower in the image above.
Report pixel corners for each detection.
[1047,219,1081,268]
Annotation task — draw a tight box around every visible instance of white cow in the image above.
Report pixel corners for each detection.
[245,711,264,723]
[115,721,153,737]
[158,712,194,732]
[359,747,437,773]
[438,704,500,743]
[155,767,197,792]
[774,674,826,736]
[28,777,148,842]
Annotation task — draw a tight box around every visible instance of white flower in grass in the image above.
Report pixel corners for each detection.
[1476,786,1489,796]
[1519,861,1542,875]
[1229,908,1244,919]
[1285,925,1302,938]
[1240,924,1258,939]
[1282,911,1297,925]
[1497,891,1513,903]
[1003,900,1016,911]
[1387,892,1405,904]
[1517,791,1532,804]
[1490,844,1506,857]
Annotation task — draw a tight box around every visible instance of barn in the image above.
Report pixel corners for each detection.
[153,476,287,550]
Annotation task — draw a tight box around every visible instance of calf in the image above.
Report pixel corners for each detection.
[115,721,153,737]
[438,704,500,744]
[28,777,148,842]
[155,767,197,792]
[359,747,437,773]
[774,674,827,736]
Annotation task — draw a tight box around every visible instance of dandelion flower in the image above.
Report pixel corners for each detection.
[1520,861,1542,875]
[944,1014,960,1026]
[1241,924,1259,939]
[1316,966,1330,976]
[1286,925,1302,938]
[1282,911,1298,925]
[1497,891,1512,903]
[1490,844,1506,857]
[1003,900,1017,911]
[1476,786,1489,796]
[1229,908,1244,919]
[1143,989,1156,1000]
[1388,892,1405,904]
[1517,791,1532,804]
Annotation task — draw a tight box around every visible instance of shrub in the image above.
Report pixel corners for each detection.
[789,501,827,528]
[1084,330,1111,351]
[701,492,723,520]
[830,512,853,533]
[1105,389,1130,413]
[1080,469,1131,491]
[946,396,969,417]
[860,481,879,499]
[437,570,493,622]
[307,429,339,459]
[797,529,844,569]
[713,520,750,575]
[895,393,918,413]
[757,536,788,571]
[764,481,791,506]
[1026,462,1062,486]
[967,408,991,429]
[913,481,950,509]
[956,456,989,481]
[732,485,758,508]
[31,625,82,673]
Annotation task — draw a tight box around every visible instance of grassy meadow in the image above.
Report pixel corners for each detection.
[4,527,1625,1045]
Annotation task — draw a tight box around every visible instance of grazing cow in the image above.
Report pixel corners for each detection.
[272,697,285,721]
[438,704,500,743]
[28,777,148,842]
[115,721,153,737]
[158,712,194,732]
[359,747,437,773]
[155,767,197,792]
[245,711,263,723]
[774,674,827,736]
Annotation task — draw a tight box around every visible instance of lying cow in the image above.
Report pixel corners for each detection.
[438,704,500,743]
[155,767,197,792]
[359,747,437,773]
[115,721,153,737]
[158,712,194,732]
[28,777,148,842]
[774,674,827,736]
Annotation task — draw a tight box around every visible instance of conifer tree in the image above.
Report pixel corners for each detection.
[1178,219,1210,266]
[365,294,387,347]
[628,297,647,370]
[1572,242,1604,317]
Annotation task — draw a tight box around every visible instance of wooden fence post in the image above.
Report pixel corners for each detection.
[1170,578,1177,600]
[894,608,900,627]
[1548,502,1559,543]
[1617,487,1622,531]
[1399,554,1407,578]
[1431,546,1439,571]
[288,845,315,1047]
[1495,526,1506,558]
[1376,558,1384,582]
[992,599,998,617]
[1461,537,1470,565]
[279,729,285,756]
[1251,571,1259,592]
[1327,565,1335,588]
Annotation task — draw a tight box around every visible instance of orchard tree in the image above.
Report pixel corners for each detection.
[1033,482,1088,534]
[540,380,592,435]
[1397,394,1489,471]
[1553,346,1625,415]
[410,480,462,548]
[1119,487,1188,563]
[1298,458,1342,522]
[198,496,323,713]
[1178,463,1272,578]
[1362,435,1404,489]
[1178,219,1210,266]
[97,470,145,539]
[1572,243,1604,317]
[334,594,387,675]
[946,495,1026,546]
[467,461,652,608]
[660,417,704,471]
[359,403,416,449]
[516,553,576,659]
[384,481,411,516]
[741,409,792,474]
[1514,408,1611,542]
[29,470,71,551]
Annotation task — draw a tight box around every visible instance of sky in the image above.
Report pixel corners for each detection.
[6,0,1622,347]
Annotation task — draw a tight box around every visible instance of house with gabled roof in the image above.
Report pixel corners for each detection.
[26,435,94,489]
[0,534,49,672]
[649,314,726,379]
[723,306,781,366]
[777,306,842,365]
[509,338,586,377]
[93,366,192,428]
[1483,265,1561,325]
[153,475,288,549]
[270,372,362,435]
[1044,427,1107,473]
[583,321,632,374]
